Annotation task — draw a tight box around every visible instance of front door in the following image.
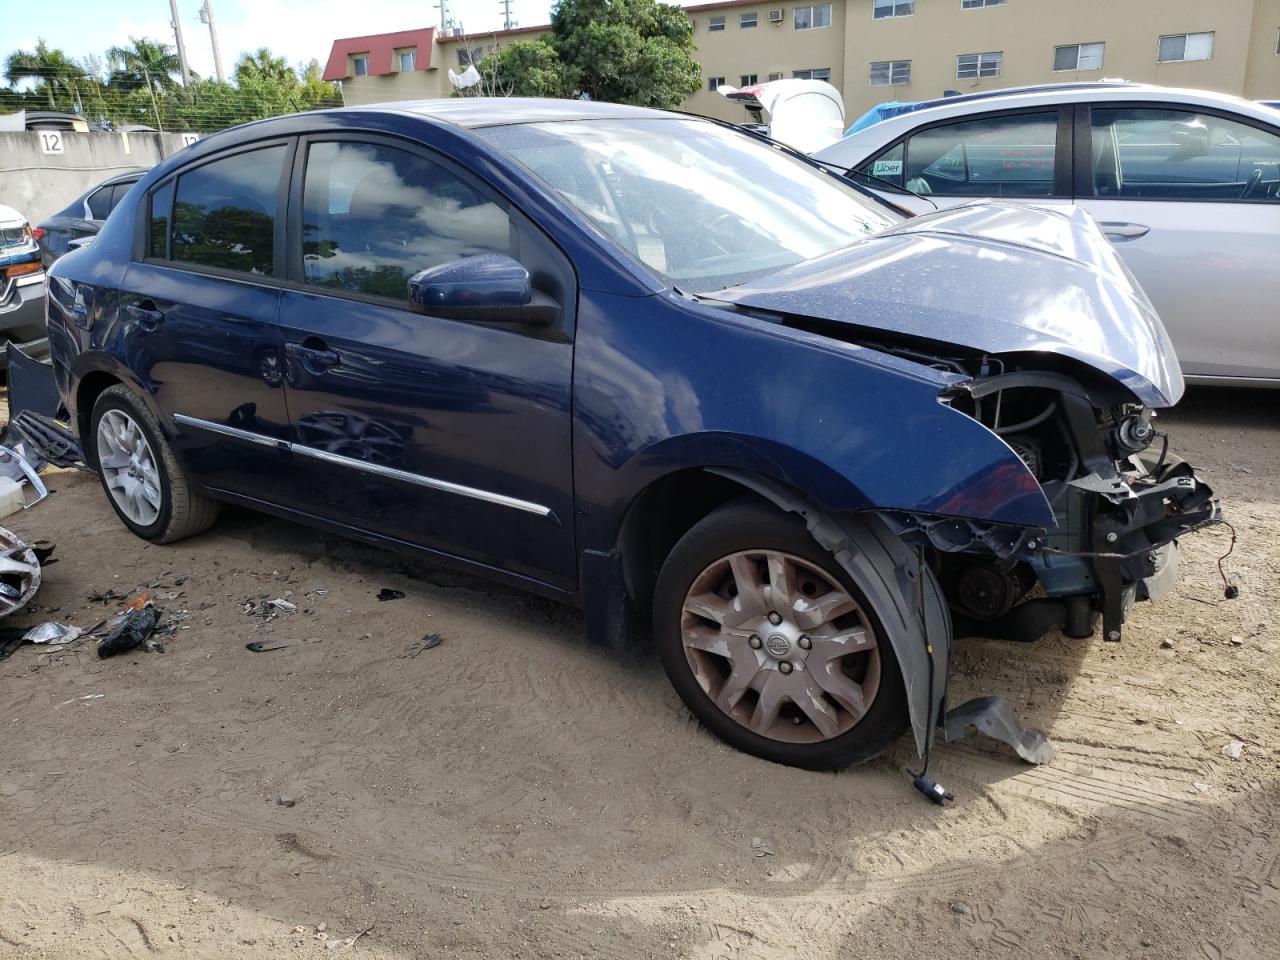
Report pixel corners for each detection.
[1074,105,1280,381]
[277,135,577,591]
[122,141,292,504]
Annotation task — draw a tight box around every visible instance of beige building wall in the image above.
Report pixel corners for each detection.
[338,67,447,106]
[686,1,848,121]
[1244,0,1280,98]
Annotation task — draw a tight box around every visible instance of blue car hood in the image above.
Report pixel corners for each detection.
[708,201,1184,407]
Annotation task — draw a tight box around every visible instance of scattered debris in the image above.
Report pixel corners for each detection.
[316,922,326,933]
[59,693,105,705]
[750,837,774,858]
[1193,782,1211,794]
[23,622,82,645]
[324,924,373,950]
[97,604,162,658]
[950,901,971,916]
[0,445,49,514]
[1229,635,1244,646]
[1224,740,1245,760]
[0,524,43,618]
[88,588,124,605]
[124,591,153,611]
[277,791,300,808]
[1159,637,1174,649]
[268,598,297,614]
[400,633,443,658]
[377,588,405,602]
[246,640,296,653]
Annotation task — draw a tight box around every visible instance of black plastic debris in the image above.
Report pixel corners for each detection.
[0,626,26,662]
[400,633,442,658]
[97,604,161,658]
[246,640,296,652]
[10,411,86,470]
[377,588,405,602]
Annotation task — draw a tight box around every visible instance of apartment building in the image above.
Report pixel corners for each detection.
[326,0,1280,121]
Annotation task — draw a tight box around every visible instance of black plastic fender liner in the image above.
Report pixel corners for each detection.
[708,469,951,758]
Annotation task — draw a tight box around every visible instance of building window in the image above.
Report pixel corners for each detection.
[1054,42,1104,72]
[794,4,832,30]
[870,60,912,85]
[352,55,369,76]
[792,67,832,81]
[740,73,759,86]
[708,76,726,91]
[957,51,1003,79]
[873,0,913,19]
[767,71,783,81]
[708,15,725,31]
[1158,32,1214,62]
[399,50,416,71]
[961,0,1005,8]
[740,12,758,28]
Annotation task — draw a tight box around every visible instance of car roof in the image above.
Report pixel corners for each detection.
[354,97,674,128]
[816,83,1280,163]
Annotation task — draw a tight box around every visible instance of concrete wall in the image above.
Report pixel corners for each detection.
[0,130,193,225]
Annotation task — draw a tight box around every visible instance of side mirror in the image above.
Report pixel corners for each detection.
[408,254,559,326]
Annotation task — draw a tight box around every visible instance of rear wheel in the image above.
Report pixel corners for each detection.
[90,385,219,543]
[653,500,908,770]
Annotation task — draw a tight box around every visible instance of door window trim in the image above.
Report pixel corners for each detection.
[855,105,1074,199]
[1072,101,1280,204]
[136,137,296,286]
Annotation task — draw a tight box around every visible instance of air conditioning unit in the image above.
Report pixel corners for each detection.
[768,8,784,23]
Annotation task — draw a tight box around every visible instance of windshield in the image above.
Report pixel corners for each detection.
[477,117,901,292]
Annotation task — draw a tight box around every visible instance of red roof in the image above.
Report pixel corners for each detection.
[323,27,435,81]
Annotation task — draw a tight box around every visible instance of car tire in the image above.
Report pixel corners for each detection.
[653,498,910,770]
[90,385,220,543]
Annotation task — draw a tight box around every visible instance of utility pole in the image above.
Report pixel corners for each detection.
[199,0,226,83]
[499,0,516,30]
[169,0,191,86]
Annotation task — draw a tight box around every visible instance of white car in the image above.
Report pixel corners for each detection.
[814,83,1280,387]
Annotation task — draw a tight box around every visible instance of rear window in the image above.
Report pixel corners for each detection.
[166,145,285,276]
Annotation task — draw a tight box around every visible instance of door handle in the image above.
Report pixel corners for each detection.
[1099,222,1150,241]
[125,302,164,332]
[285,340,341,373]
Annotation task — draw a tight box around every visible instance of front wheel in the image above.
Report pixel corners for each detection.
[653,499,909,770]
[90,385,220,543]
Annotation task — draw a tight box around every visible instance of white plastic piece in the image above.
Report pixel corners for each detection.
[0,478,24,519]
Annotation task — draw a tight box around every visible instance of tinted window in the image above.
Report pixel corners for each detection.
[86,186,113,220]
[1090,108,1280,202]
[108,179,137,214]
[171,145,285,275]
[902,112,1058,198]
[149,179,175,259]
[301,141,512,301]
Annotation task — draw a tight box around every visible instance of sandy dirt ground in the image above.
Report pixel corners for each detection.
[0,388,1275,960]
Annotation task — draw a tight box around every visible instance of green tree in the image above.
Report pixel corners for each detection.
[4,39,85,109]
[478,40,572,98]
[296,58,343,109]
[550,0,699,107]
[108,37,182,92]
[234,48,295,88]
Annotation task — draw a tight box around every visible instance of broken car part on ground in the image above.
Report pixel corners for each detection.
[41,99,1224,794]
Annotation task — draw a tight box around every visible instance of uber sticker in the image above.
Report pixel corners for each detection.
[871,159,902,177]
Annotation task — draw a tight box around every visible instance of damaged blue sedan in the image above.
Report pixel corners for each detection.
[46,99,1219,773]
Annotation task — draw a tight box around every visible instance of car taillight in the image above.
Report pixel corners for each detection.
[2,262,41,278]
[30,227,45,241]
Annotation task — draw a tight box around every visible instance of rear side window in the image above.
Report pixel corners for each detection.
[300,140,511,301]
[895,112,1059,198]
[108,180,137,215]
[169,145,285,275]
[1090,107,1280,202]
[149,180,175,259]
[86,186,113,220]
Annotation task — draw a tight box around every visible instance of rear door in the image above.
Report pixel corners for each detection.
[850,106,1074,215]
[1073,104,1280,381]
[275,134,577,590]
[120,140,294,504]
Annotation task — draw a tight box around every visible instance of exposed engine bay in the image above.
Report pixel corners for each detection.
[797,324,1222,645]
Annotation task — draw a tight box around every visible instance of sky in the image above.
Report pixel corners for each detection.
[9,0,555,78]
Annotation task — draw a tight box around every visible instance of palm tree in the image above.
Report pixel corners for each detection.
[107,37,182,92]
[5,40,85,109]
[235,48,296,87]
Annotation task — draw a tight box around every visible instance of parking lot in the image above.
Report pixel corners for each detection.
[0,386,1272,959]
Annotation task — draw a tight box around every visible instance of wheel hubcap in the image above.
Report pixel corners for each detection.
[96,410,162,526]
[680,549,881,744]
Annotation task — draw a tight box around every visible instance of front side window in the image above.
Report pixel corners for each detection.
[873,0,913,19]
[352,55,369,76]
[793,67,832,81]
[901,112,1058,198]
[399,50,416,71]
[708,15,725,31]
[170,145,284,275]
[870,60,911,85]
[477,118,900,293]
[794,5,831,29]
[1089,108,1280,202]
[148,179,175,259]
[1158,32,1214,62]
[957,51,1003,79]
[740,12,757,28]
[300,141,511,300]
[1054,42,1104,71]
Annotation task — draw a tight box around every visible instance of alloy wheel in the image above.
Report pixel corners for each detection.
[680,549,881,744]
[96,409,163,527]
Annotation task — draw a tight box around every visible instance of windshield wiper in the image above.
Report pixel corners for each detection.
[808,157,939,211]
